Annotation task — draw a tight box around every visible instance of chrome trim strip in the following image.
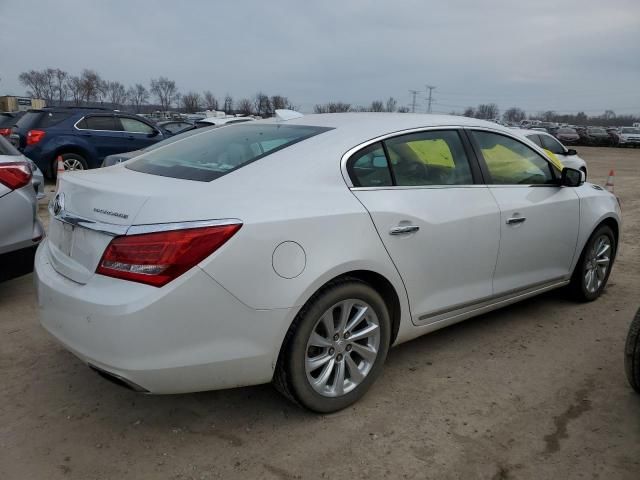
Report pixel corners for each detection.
[50,206,241,237]
[417,277,569,323]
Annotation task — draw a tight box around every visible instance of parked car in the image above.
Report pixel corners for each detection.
[579,127,610,146]
[618,127,640,147]
[36,113,621,412]
[101,125,215,167]
[518,129,588,177]
[0,135,44,282]
[0,111,24,138]
[194,116,255,128]
[554,127,580,144]
[606,127,620,146]
[157,120,196,135]
[626,308,640,393]
[11,107,171,177]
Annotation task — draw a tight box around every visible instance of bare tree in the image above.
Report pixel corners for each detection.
[203,91,218,110]
[67,76,84,105]
[237,98,253,115]
[127,84,149,112]
[106,81,127,108]
[150,76,179,112]
[18,70,47,99]
[181,91,202,113]
[476,103,499,119]
[223,94,234,113]
[314,102,351,113]
[53,69,69,105]
[463,107,475,117]
[503,107,526,123]
[79,69,104,104]
[370,100,385,112]
[254,92,272,117]
[385,97,397,112]
[603,110,616,120]
[397,106,410,113]
[270,95,290,111]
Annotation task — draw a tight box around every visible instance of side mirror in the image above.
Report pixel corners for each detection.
[560,167,585,187]
[566,149,578,156]
[148,129,160,138]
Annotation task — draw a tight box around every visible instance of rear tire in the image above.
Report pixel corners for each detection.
[274,278,391,413]
[625,308,640,393]
[569,225,616,302]
[52,153,88,177]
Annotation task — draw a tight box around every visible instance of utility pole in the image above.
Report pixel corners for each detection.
[425,85,436,113]
[409,90,420,113]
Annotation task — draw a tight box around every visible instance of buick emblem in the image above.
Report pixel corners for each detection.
[53,192,65,216]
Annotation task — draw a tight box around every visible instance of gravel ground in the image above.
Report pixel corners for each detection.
[1,147,639,479]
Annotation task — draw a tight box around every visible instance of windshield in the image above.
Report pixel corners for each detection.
[621,127,640,134]
[127,123,332,181]
[590,128,606,134]
[558,128,577,134]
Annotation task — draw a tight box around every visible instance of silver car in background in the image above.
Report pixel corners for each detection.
[0,135,44,282]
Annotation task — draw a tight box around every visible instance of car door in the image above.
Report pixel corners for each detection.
[348,129,501,324]
[76,115,126,161]
[468,129,580,295]
[117,116,162,150]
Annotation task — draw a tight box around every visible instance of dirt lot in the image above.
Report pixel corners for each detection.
[1,147,639,479]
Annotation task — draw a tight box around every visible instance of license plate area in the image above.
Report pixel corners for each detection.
[49,219,75,257]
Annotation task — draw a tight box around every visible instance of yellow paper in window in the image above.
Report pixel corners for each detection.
[543,149,564,171]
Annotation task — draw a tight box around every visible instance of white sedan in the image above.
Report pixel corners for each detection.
[516,128,588,177]
[36,113,621,412]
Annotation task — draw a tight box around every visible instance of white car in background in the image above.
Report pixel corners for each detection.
[618,127,640,147]
[36,113,620,412]
[517,128,588,178]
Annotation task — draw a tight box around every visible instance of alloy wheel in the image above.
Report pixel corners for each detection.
[63,158,85,171]
[584,235,611,294]
[305,299,380,397]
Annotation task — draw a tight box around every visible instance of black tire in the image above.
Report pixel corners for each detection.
[569,224,616,302]
[625,309,640,393]
[273,278,391,413]
[51,153,88,178]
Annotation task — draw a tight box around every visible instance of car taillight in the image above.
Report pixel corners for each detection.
[96,224,242,287]
[26,129,46,145]
[0,161,32,190]
[0,128,11,137]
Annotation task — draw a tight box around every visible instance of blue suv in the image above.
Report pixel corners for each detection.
[11,107,170,177]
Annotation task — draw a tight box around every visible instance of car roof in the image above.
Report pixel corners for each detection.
[267,113,511,142]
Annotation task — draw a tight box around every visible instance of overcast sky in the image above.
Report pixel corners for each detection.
[1,0,639,115]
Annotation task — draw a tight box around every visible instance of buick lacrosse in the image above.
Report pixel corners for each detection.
[36,112,621,412]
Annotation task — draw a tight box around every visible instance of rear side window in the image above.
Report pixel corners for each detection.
[385,130,474,186]
[119,117,155,134]
[37,111,73,128]
[348,142,393,187]
[14,111,43,130]
[127,124,332,181]
[79,116,120,131]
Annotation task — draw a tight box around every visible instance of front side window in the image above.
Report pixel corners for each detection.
[540,134,566,154]
[127,124,332,181]
[385,130,473,186]
[471,131,556,185]
[120,117,155,134]
[348,142,393,187]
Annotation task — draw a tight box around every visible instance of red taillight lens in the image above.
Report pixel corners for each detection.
[0,161,32,190]
[96,224,242,287]
[26,129,46,146]
[0,128,11,137]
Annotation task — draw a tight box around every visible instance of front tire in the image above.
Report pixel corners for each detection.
[569,224,616,301]
[274,278,391,413]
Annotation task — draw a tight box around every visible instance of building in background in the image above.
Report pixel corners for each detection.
[0,96,46,112]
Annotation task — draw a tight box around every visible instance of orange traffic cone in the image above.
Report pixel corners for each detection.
[605,169,615,193]
[55,155,65,192]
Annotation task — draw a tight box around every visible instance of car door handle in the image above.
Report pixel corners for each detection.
[390,225,420,235]
[506,217,526,225]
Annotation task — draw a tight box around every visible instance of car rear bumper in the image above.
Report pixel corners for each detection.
[35,241,293,394]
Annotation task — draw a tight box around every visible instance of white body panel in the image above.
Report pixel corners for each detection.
[34,113,621,394]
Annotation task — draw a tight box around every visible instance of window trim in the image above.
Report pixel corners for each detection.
[343,126,484,189]
[465,127,560,187]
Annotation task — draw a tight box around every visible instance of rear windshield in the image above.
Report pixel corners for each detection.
[0,134,21,155]
[15,110,72,130]
[621,127,640,134]
[127,124,332,181]
[590,128,606,134]
[558,128,577,134]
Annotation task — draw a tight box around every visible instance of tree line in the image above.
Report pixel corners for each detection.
[17,68,295,116]
[314,98,409,113]
[462,103,639,127]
